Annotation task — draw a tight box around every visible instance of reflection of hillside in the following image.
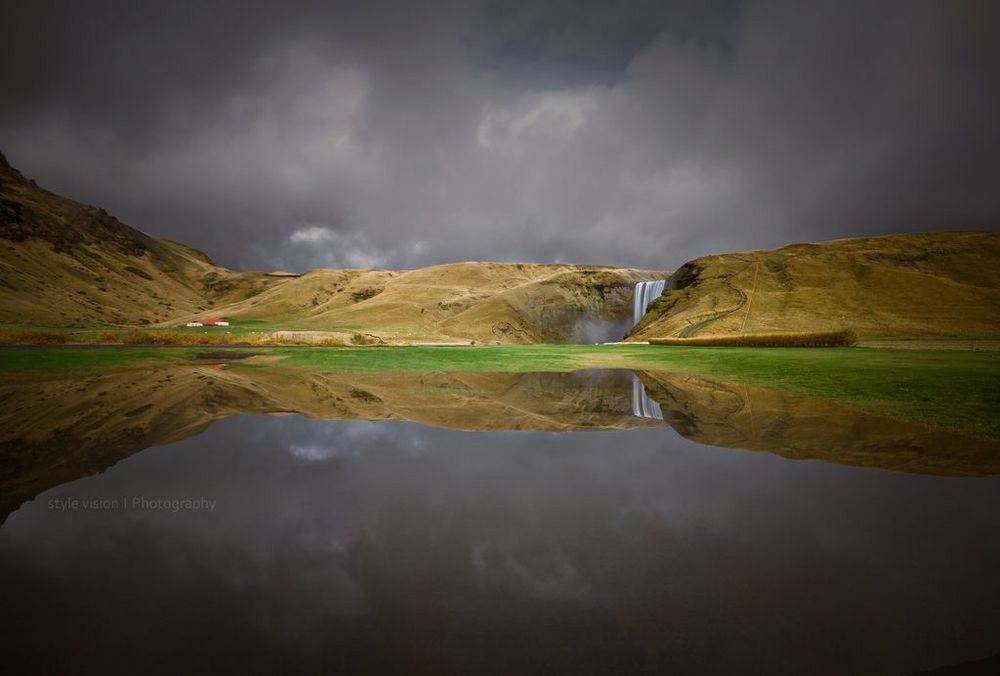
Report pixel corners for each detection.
[3,364,998,523]
[0,367,654,521]
[636,370,1000,478]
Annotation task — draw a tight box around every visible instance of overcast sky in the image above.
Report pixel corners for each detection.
[2,0,998,272]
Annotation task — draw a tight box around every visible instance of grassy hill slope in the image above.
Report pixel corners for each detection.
[0,152,278,327]
[628,231,1000,340]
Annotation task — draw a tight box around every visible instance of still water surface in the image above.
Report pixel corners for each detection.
[1,368,999,674]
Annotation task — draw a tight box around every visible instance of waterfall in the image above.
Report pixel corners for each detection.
[632,281,667,418]
[633,279,667,326]
[631,375,663,420]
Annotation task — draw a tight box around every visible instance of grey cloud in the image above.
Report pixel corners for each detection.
[1,0,997,272]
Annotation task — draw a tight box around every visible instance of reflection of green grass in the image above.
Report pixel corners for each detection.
[2,344,996,439]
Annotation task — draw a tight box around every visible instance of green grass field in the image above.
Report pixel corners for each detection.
[2,344,997,439]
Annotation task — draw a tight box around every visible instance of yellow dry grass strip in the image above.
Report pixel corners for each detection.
[0,330,71,344]
[649,330,859,348]
[118,331,381,347]
[122,331,238,345]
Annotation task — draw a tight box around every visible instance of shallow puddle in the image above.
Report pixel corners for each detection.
[2,367,998,674]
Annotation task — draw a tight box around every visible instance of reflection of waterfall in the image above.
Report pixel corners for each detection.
[631,375,663,420]
[633,280,667,325]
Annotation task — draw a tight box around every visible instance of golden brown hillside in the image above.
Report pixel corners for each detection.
[195,262,662,343]
[0,152,278,327]
[629,231,1000,340]
[10,152,993,343]
[0,153,664,341]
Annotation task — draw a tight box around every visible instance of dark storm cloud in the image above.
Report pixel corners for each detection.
[479,0,739,87]
[1,0,997,271]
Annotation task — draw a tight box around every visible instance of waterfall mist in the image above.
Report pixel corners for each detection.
[564,316,635,344]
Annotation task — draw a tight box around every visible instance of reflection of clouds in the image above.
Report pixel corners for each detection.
[473,543,588,602]
[288,443,360,462]
[5,414,1000,675]
[284,420,430,461]
[284,421,389,461]
[340,421,392,441]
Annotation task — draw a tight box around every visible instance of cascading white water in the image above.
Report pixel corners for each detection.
[633,279,667,326]
[631,375,663,420]
[631,279,669,418]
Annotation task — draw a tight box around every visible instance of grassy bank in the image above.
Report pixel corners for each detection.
[0,330,73,345]
[0,347,204,375]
